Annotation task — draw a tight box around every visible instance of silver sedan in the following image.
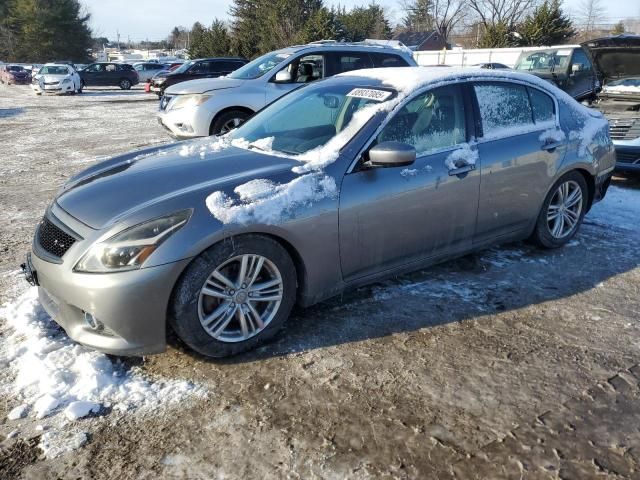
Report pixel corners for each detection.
[24,68,615,358]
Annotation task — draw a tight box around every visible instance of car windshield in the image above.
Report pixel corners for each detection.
[172,61,195,74]
[515,49,571,73]
[40,66,69,75]
[228,82,395,155]
[228,52,292,80]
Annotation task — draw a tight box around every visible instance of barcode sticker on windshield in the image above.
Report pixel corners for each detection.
[346,88,392,102]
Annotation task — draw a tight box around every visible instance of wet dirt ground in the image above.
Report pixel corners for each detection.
[1,84,639,479]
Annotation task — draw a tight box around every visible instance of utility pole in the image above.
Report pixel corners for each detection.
[116,30,121,51]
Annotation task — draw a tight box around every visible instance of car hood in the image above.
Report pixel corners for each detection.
[37,74,70,83]
[165,77,244,95]
[581,35,640,81]
[56,142,298,229]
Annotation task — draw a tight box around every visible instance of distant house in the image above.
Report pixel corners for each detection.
[393,30,448,51]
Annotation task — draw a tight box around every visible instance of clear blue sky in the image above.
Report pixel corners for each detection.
[83,0,638,42]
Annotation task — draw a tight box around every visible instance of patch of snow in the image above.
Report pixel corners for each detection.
[7,404,28,420]
[206,173,337,225]
[6,429,19,439]
[39,430,88,459]
[178,135,230,158]
[538,128,566,144]
[34,394,60,419]
[400,168,418,177]
[587,185,640,233]
[445,144,479,170]
[602,85,640,94]
[0,289,205,425]
[64,401,101,421]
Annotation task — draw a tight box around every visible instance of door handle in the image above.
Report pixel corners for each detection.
[541,141,564,152]
[448,163,476,177]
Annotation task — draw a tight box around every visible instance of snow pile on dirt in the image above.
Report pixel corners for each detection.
[0,288,205,425]
[206,173,337,225]
[39,430,88,459]
[445,144,479,170]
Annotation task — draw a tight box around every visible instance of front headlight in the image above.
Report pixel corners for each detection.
[168,94,212,111]
[74,210,192,273]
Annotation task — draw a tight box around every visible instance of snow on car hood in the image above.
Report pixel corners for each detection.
[581,35,640,81]
[56,140,298,229]
[165,77,244,95]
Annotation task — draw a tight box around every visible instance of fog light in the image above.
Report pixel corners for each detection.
[175,123,194,133]
[83,311,102,331]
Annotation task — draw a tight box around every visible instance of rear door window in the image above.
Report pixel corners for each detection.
[326,52,374,76]
[370,53,409,68]
[528,87,555,124]
[474,82,534,137]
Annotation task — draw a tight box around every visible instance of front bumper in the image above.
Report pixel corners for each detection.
[31,83,75,94]
[157,105,209,139]
[29,247,192,356]
[613,144,640,172]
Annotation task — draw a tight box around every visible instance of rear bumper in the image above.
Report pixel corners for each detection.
[30,252,192,356]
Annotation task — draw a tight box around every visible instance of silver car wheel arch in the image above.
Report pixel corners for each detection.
[198,254,283,343]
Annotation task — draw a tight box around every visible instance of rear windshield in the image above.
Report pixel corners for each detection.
[8,65,25,72]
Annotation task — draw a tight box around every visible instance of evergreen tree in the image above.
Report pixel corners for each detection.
[230,0,261,58]
[299,7,341,43]
[518,0,575,46]
[478,22,518,48]
[338,3,392,42]
[1,0,92,62]
[402,0,434,31]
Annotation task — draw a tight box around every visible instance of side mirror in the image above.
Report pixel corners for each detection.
[368,141,416,168]
[274,69,292,83]
[571,63,583,74]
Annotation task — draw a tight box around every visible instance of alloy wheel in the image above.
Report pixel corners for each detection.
[198,254,283,343]
[220,117,243,133]
[546,180,583,239]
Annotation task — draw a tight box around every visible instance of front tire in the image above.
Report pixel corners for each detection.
[210,110,250,135]
[169,235,297,358]
[531,171,588,248]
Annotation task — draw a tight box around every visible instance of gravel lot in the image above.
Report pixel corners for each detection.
[1,83,640,479]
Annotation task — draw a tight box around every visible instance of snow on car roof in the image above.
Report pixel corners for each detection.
[337,66,558,94]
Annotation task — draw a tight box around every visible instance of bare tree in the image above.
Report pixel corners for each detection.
[576,0,606,32]
[467,0,538,29]
[432,0,468,42]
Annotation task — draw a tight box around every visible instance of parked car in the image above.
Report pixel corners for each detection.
[31,63,82,95]
[0,64,31,85]
[144,63,182,93]
[77,63,139,90]
[582,35,640,174]
[473,62,511,69]
[133,62,167,83]
[158,41,417,138]
[150,57,247,96]
[23,67,614,358]
[514,46,598,101]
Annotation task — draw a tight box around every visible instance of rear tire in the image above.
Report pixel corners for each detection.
[531,171,588,248]
[119,78,132,90]
[169,235,297,358]
[210,110,250,135]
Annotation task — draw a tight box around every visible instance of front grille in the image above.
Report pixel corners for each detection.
[608,117,640,140]
[44,81,59,86]
[159,95,172,111]
[37,217,77,258]
[616,150,640,164]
